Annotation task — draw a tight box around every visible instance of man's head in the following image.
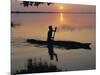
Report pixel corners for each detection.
[48,26,52,30]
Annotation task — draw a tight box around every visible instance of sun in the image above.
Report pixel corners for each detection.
[60,6,64,10]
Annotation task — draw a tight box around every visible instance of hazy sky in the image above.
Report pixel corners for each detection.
[11,0,96,12]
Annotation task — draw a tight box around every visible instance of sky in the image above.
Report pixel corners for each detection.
[11,0,96,12]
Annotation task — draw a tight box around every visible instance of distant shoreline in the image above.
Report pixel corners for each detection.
[11,11,96,14]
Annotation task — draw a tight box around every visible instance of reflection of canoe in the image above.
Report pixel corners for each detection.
[26,39,91,50]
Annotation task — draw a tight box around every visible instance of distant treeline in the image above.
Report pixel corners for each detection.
[20,1,54,7]
[11,11,95,14]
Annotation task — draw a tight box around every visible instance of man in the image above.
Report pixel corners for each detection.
[47,26,58,61]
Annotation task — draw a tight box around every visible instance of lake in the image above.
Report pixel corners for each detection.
[11,13,96,73]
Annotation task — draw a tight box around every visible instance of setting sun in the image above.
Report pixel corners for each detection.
[60,6,64,10]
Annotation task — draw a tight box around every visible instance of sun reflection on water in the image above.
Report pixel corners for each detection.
[60,13,63,22]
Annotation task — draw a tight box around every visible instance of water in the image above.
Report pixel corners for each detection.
[11,13,96,73]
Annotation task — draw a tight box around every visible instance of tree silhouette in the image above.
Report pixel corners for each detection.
[20,1,54,7]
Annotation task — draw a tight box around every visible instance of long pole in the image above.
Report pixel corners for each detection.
[52,27,57,40]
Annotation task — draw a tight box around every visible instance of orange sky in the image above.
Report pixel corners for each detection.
[11,0,96,12]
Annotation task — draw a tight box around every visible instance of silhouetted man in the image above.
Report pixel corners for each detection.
[47,26,58,61]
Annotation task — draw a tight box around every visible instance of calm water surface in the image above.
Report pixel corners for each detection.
[11,13,96,73]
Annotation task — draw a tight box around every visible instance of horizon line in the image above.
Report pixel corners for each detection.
[11,11,96,14]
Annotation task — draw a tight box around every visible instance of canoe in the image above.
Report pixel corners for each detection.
[26,39,91,50]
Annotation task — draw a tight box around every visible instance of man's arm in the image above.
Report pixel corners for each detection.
[52,27,57,32]
[52,27,57,40]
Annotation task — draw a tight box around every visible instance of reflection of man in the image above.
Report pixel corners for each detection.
[47,26,58,61]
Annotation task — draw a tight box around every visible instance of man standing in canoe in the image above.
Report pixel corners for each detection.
[47,26,58,61]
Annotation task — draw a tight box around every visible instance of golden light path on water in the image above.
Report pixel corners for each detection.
[60,13,63,22]
[59,6,64,23]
